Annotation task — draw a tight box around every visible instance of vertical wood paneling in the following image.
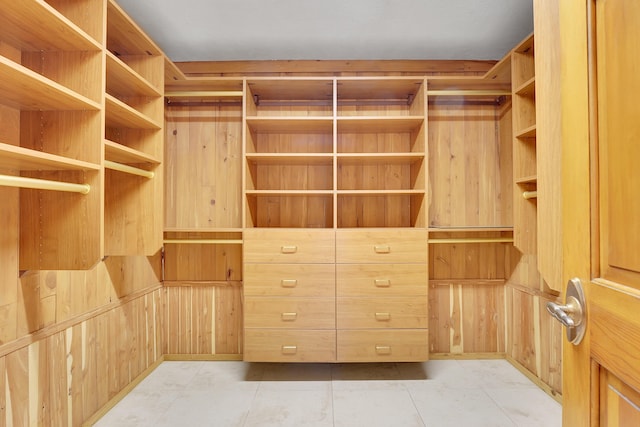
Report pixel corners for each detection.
[163,285,243,356]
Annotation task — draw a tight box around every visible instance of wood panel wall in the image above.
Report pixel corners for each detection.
[0,251,163,426]
[506,254,562,397]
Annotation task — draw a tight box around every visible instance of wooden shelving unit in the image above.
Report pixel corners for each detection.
[104,0,164,256]
[0,0,104,270]
[511,34,537,254]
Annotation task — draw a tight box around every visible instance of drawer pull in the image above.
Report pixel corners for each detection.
[281,312,298,321]
[281,245,298,254]
[281,345,297,354]
[375,345,391,355]
[281,279,298,288]
[374,245,390,254]
[375,312,391,321]
[374,279,391,288]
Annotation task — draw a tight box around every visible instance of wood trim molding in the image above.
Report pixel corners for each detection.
[175,59,497,77]
[0,283,162,359]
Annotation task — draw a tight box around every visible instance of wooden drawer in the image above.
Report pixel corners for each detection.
[337,329,428,362]
[244,329,336,362]
[244,229,335,263]
[336,264,426,297]
[336,229,426,263]
[337,297,428,329]
[244,264,335,297]
[244,297,335,329]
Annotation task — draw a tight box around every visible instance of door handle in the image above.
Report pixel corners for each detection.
[546,277,587,345]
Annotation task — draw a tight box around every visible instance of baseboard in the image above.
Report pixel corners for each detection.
[82,356,164,426]
[429,352,506,360]
[163,353,244,361]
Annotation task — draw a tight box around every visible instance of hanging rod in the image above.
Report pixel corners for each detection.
[0,174,90,194]
[522,191,538,199]
[428,237,514,244]
[163,239,243,245]
[427,90,512,96]
[165,90,244,98]
[105,160,154,178]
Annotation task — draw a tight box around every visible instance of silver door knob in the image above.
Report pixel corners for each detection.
[546,277,587,345]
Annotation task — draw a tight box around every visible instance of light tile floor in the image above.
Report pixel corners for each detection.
[93,359,561,427]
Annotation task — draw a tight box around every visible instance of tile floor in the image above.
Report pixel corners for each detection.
[93,359,561,427]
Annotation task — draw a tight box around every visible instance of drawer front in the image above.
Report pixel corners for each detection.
[244,297,335,329]
[336,229,427,263]
[336,264,426,297]
[337,297,428,329]
[244,264,336,297]
[337,329,428,362]
[244,329,336,362]
[244,229,335,263]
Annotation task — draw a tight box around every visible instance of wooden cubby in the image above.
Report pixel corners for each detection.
[511,34,537,254]
[104,0,164,255]
[243,77,428,229]
[0,0,104,270]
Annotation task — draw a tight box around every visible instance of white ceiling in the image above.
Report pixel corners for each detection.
[116,0,533,62]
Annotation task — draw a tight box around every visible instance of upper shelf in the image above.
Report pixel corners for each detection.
[0,142,100,172]
[337,116,424,133]
[106,51,162,97]
[107,0,163,56]
[104,139,160,165]
[246,117,333,133]
[105,94,162,129]
[0,56,101,111]
[0,0,101,52]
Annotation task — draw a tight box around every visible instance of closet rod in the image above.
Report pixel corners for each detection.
[427,90,512,96]
[522,190,538,199]
[165,91,244,98]
[163,239,243,245]
[0,174,90,194]
[428,237,514,244]
[105,160,154,179]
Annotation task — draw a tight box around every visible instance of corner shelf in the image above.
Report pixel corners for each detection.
[104,139,160,165]
[105,94,162,129]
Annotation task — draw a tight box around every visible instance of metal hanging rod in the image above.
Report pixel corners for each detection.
[428,237,514,244]
[105,160,154,179]
[522,191,538,199]
[0,174,90,194]
[427,90,512,96]
[163,239,243,245]
[165,91,244,98]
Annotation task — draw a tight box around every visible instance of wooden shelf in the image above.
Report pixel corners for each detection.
[105,94,162,129]
[104,139,160,165]
[515,124,537,139]
[106,51,161,97]
[106,0,162,56]
[0,56,101,111]
[0,142,100,172]
[337,77,425,101]
[515,76,536,97]
[247,78,333,102]
[0,0,101,52]
[164,228,243,233]
[516,175,538,185]
[246,117,333,133]
[246,153,333,165]
[337,116,424,133]
[337,153,424,164]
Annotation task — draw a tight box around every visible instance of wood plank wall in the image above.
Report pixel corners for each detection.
[1,170,164,425]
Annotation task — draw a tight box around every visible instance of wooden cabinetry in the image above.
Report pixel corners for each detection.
[0,0,104,270]
[242,77,428,362]
[243,229,336,362]
[0,0,166,270]
[336,229,428,361]
[104,0,164,255]
[511,34,537,254]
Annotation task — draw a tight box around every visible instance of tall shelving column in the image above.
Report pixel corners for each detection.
[0,0,104,270]
[511,34,537,254]
[104,0,165,255]
[243,78,337,362]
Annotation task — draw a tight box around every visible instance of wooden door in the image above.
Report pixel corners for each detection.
[559,0,640,425]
